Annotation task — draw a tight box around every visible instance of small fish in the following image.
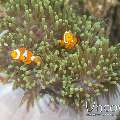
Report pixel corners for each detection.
[58,31,79,49]
[10,48,41,65]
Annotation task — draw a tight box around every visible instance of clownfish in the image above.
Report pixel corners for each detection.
[58,31,79,49]
[10,48,41,65]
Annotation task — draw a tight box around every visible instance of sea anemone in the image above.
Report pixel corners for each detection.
[0,0,120,111]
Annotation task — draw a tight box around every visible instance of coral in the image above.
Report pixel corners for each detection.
[0,0,120,111]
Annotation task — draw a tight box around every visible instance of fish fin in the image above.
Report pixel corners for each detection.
[19,47,26,51]
[58,39,64,46]
[33,56,42,65]
[24,60,32,64]
[19,55,25,61]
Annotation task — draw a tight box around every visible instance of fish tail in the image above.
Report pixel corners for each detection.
[33,56,42,65]
[58,39,64,46]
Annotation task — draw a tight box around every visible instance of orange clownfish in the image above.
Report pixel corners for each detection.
[58,31,79,49]
[10,48,41,65]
